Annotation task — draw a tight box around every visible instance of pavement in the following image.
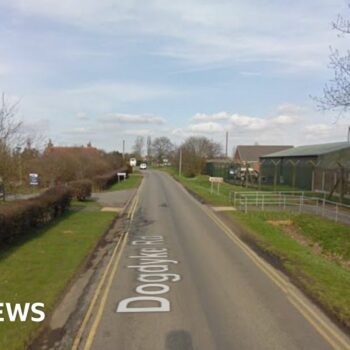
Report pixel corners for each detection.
[75,170,350,350]
[92,189,137,208]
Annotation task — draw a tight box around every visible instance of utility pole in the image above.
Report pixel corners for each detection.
[225,131,228,158]
[348,126,350,143]
[179,147,182,177]
[122,140,125,159]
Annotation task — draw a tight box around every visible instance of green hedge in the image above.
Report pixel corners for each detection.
[93,167,129,191]
[0,186,72,243]
[69,179,92,201]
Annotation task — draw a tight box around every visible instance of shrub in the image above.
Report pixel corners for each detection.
[69,179,92,201]
[0,186,72,244]
[93,167,129,191]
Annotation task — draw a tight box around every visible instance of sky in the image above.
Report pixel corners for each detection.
[0,0,349,153]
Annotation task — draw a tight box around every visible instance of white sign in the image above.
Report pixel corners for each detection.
[117,172,127,181]
[209,177,223,183]
[29,173,39,186]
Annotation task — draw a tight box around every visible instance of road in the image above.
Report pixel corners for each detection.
[79,170,349,350]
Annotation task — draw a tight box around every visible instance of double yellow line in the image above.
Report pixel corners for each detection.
[201,205,350,350]
[72,184,142,350]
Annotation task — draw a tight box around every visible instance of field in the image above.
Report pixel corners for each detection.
[0,205,116,350]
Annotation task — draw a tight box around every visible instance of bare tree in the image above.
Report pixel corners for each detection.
[0,93,23,187]
[151,136,174,162]
[315,3,350,113]
[132,136,145,158]
[178,136,221,177]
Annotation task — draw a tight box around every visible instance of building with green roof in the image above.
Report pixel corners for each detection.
[259,142,350,196]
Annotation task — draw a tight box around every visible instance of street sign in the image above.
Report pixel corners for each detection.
[117,172,127,181]
[29,173,39,186]
[209,177,223,183]
[209,177,223,194]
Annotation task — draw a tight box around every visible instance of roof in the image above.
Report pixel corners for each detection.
[46,146,100,156]
[206,159,232,164]
[261,142,350,158]
[236,145,293,162]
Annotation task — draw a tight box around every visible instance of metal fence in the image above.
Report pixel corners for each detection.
[230,191,350,225]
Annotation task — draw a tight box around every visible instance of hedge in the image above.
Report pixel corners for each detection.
[69,179,92,201]
[0,186,72,244]
[93,167,129,191]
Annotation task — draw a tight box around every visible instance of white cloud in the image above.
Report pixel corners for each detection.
[100,113,165,125]
[230,114,268,130]
[271,115,298,125]
[188,122,224,134]
[5,0,345,73]
[67,82,176,103]
[76,112,89,121]
[0,63,10,76]
[192,112,230,122]
[123,129,152,136]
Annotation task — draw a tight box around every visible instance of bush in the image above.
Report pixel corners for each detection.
[93,167,129,191]
[0,186,72,244]
[69,179,92,201]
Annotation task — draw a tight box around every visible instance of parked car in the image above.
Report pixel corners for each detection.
[140,163,147,170]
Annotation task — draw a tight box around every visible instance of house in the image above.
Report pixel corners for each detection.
[260,142,350,195]
[234,145,293,172]
[45,141,100,157]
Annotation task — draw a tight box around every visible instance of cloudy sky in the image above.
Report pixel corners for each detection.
[0,0,349,153]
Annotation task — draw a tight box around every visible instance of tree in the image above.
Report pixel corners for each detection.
[151,136,174,162]
[178,136,221,177]
[0,93,22,188]
[132,136,144,158]
[315,4,350,113]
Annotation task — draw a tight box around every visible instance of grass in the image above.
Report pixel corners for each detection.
[228,210,350,329]
[106,173,143,192]
[160,167,350,329]
[0,206,116,350]
[158,167,251,206]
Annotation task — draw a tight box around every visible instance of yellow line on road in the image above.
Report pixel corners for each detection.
[72,187,141,350]
[71,232,126,350]
[202,205,350,350]
[83,231,129,350]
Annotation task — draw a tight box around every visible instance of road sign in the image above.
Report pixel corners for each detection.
[117,172,127,181]
[29,173,39,186]
[209,177,223,194]
[209,177,223,183]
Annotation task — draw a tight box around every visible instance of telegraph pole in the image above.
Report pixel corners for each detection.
[122,140,125,159]
[225,131,228,158]
[179,147,182,177]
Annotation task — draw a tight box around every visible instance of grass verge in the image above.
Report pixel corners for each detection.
[106,173,143,192]
[0,206,116,350]
[160,168,350,330]
[158,167,250,206]
[228,210,350,329]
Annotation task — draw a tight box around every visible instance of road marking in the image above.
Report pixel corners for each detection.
[116,236,181,313]
[164,172,350,350]
[72,186,142,350]
[201,204,350,350]
[83,232,129,350]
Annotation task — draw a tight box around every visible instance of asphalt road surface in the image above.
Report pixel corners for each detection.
[83,170,349,350]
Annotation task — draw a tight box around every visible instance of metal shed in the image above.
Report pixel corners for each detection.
[260,142,350,197]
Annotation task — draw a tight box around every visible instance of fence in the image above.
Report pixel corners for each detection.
[230,191,350,224]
